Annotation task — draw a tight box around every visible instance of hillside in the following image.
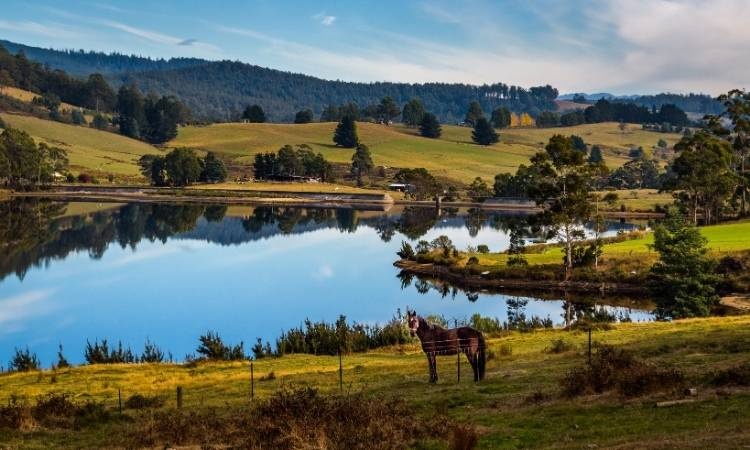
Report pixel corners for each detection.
[0,112,159,179]
[1,39,559,122]
[171,121,683,183]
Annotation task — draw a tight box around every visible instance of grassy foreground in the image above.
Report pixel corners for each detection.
[1,316,749,448]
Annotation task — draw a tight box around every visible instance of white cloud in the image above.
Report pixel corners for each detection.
[313,12,336,26]
[313,264,334,279]
[0,20,82,39]
[0,289,56,333]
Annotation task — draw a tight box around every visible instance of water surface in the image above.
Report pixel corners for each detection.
[0,199,651,365]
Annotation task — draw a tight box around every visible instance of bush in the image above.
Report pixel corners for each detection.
[476,244,490,254]
[9,347,40,372]
[84,339,136,364]
[0,394,110,431]
[196,331,245,361]
[77,173,97,184]
[708,363,750,387]
[561,345,684,397]
[397,241,415,259]
[260,371,277,381]
[467,256,479,266]
[546,339,573,354]
[125,394,164,410]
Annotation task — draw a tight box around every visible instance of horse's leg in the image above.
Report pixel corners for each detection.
[432,353,438,383]
[466,348,478,382]
[426,354,435,383]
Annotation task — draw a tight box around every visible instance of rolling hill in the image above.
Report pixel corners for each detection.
[171,121,682,183]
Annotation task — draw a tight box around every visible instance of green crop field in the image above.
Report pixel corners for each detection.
[1,316,749,448]
[171,122,681,184]
[472,220,750,267]
[0,112,160,179]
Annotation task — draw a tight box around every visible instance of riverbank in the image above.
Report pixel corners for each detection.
[395,221,750,299]
[1,316,749,448]
[6,186,665,217]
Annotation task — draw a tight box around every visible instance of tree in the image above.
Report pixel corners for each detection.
[91,113,109,130]
[242,104,266,123]
[116,85,145,139]
[165,148,202,186]
[657,138,668,149]
[377,96,400,124]
[196,331,245,360]
[418,112,442,138]
[333,115,359,148]
[608,158,661,189]
[9,347,39,372]
[294,109,314,124]
[201,151,227,183]
[588,145,604,164]
[467,177,492,201]
[402,98,425,127]
[394,168,441,200]
[138,154,167,186]
[85,73,115,111]
[491,107,511,129]
[536,111,559,128]
[351,144,374,186]
[142,95,187,144]
[471,117,499,145]
[711,89,750,216]
[464,101,484,126]
[320,104,340,122]
[71,109,87,125]
[665,131,737,224]
[276,144,303,176]
[524,135,596,279]
[570,135,587,153]
[0,126,66,189]
[648,208,718,319]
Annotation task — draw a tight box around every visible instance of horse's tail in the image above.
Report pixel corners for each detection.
[477,333,486,380]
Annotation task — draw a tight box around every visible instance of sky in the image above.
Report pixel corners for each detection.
[0,0,748,95]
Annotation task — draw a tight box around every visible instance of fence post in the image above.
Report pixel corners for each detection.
[588,328,592,366]
[456,337,460,384]
[250,361,254,400]
[176,386,183,409]
[338,346,343,390]
[118,388,122,414]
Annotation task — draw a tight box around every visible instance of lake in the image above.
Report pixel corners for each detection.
[0,199,652,366]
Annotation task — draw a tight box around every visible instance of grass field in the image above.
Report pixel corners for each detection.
[0,112,160,179]
[171,122,681,184]
[1,316,749,448]
[472,220,750,267]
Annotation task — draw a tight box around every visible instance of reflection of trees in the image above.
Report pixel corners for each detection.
[204,205,228,222]
[464,208,487,238]
[395,207,437,240]
[335,209,358,233]
[506,297,529,328]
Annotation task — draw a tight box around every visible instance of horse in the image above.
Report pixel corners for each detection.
[407,311,486,383]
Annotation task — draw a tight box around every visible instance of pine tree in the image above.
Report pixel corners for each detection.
[351,144,374,186]
[418,112,442,138]
[588,145,604,164]
[201,151,227,183]
[471,117,499,145]
[333,115,359,148]
[242,104,266,123]
[464,101,484,126]
[402,98,425,127]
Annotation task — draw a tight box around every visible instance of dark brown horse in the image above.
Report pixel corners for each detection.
[407,311,486,383]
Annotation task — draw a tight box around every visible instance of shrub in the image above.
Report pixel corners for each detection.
[467,256,479,266]
[84,339,136,364]
[397,241,415,259]
[125,394,165,410]
[476,244,490,254]
[708,363,750,387]
[77,173,97,184]
[140,339,165,363]
[260,371,277,382]
[547,339,573,354]
[9,347,40,372]
[450,424,479,450]
[561,345,684,397]
[196,331,245,361]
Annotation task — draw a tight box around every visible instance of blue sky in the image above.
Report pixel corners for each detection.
[1,0,748,95]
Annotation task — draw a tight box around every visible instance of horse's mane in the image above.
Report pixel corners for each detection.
[419,316,446,331]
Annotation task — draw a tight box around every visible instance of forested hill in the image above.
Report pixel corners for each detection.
[0,39,557,122]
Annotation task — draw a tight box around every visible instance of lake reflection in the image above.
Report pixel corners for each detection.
[0,199,651,365]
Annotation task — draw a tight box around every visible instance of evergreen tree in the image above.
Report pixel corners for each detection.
[71,109,87,125]
[242,104,266,123]
[201,151,227,183]
[471,117,499,145]
[91,113,109,130]
[491,107,511,129]
[465,101,484,126]
[333,115,359,148]
[116,85,145,139]
[377,96,400,123]
[588,145,604,164]
[649,208,719,319]
[351,143,374,186]
[294,109,314,124]
[402,98,425,127]
[570,135,587,152]
[418,112,442,138]
[320,104,340,122]
[165,148,202,186]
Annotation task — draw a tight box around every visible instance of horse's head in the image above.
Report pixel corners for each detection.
[407,310,420,337]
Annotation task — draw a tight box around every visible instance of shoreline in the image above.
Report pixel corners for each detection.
[7,186,664,217]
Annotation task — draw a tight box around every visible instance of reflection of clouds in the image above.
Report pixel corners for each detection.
[210,229,344,267]
[106,246,180,268]
[313,265,334,279]
[0,289,56,334]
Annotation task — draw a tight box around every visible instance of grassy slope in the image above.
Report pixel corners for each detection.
[0,113,159,178]
[474,220,750,266]
[1,316,749,448]
[172,122,682,184]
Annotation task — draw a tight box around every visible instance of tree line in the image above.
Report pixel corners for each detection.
[252,144,333,181]
[536,100,690,128]
[138,148,227,186]
[0,125,69,189]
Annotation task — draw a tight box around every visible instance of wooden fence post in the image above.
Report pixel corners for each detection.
[250,361,254,400]
[588,328,592,366]
[176,386,183,409]
[118,388,122,414]
[338,346,343,390]
[456,337,460,384]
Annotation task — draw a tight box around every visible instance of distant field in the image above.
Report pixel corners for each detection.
[474,220,750,266]
[0,112,159,179]
[172,122,682,184]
